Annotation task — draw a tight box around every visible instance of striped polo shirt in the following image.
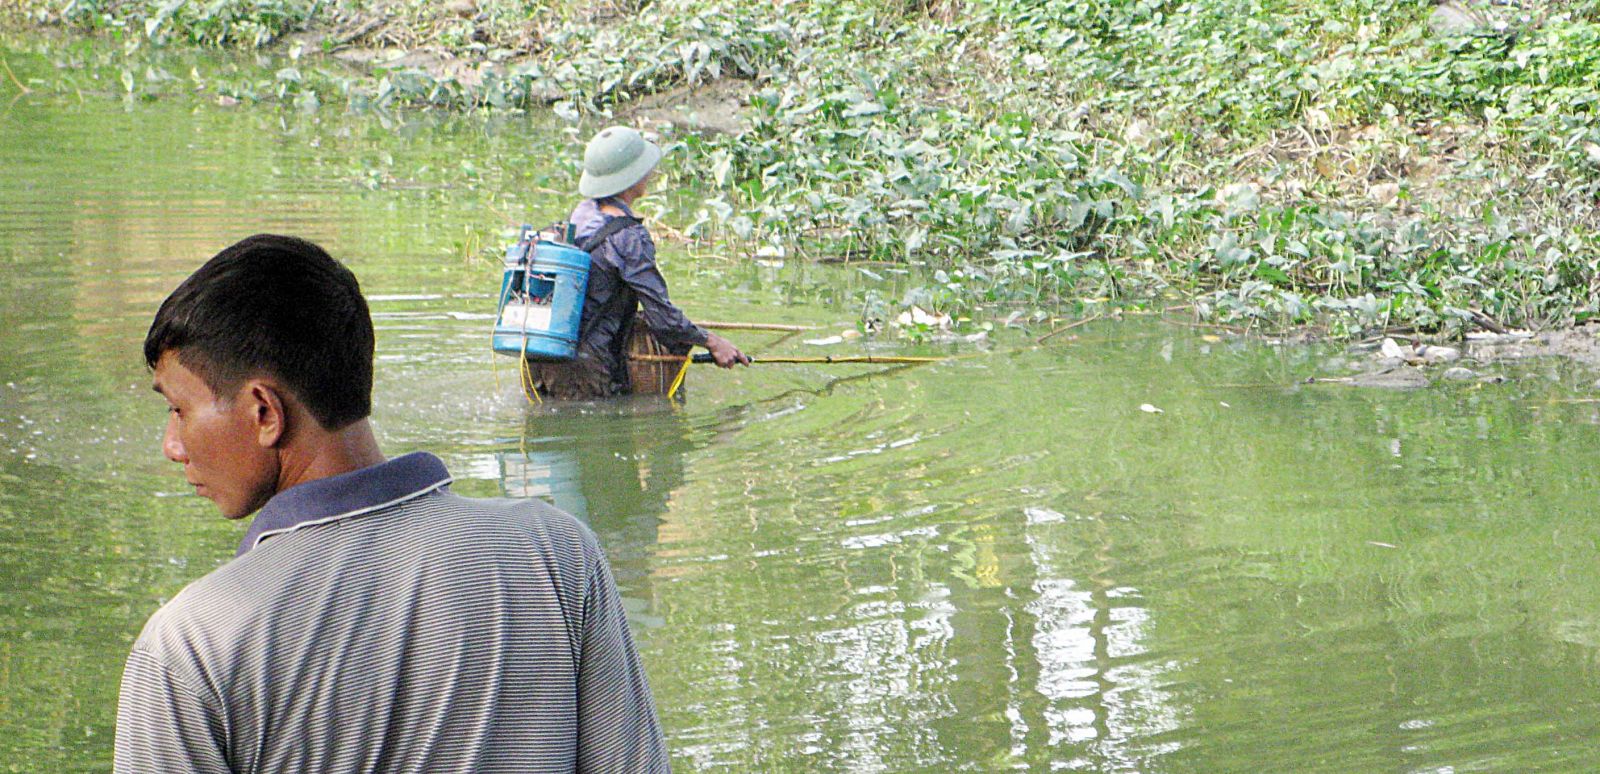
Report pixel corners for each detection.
[114,452,669,773]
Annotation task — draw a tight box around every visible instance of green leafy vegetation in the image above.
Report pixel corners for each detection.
[5,0,1599,336]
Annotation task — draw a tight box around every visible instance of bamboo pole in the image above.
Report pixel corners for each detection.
[630,353,946,365]
[697,321,820,332]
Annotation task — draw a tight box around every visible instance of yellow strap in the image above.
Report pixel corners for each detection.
[666,353,692,400]
[518,331,542,405]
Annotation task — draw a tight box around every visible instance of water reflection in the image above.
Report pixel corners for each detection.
[494,405,695,628]
[1020,512,1181,768]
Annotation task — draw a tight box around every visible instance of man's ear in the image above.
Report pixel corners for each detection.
[243,380,288,448]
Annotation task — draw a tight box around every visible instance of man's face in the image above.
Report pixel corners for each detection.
[152,351,278,519]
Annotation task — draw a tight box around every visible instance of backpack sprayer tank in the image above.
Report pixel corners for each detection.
[492,225,591,362]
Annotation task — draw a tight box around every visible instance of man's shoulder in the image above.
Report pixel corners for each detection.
[412,492,609,582]
[605,219,653,260]
[132,494,602,658]
[570,199,648,247]
[592,219,652,252]
[130,558,262,674]
[431,492,598,550]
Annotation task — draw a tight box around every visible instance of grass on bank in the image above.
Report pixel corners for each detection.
[5,0,1600,338]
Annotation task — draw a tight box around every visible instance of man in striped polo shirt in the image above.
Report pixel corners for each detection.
[117,234,668,773]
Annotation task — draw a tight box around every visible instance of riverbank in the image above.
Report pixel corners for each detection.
[4,0,1599,340]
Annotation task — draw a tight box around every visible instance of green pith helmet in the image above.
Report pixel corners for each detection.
[578,126,663,199]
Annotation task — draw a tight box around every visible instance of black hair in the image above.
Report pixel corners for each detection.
[144,234,374,430]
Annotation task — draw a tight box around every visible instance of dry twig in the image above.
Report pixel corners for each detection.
[1036,313,1101,344]
[1,57,32,95]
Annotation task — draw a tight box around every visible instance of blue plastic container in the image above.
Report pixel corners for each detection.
[492,233,591,362]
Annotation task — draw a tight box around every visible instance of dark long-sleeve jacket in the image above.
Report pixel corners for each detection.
[567,197,708,395]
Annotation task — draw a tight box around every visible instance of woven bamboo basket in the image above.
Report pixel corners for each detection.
[626,318,687,396]
[523,313,686,399]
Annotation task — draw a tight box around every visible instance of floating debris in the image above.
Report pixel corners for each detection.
[803,329,860,346]
[894,306,951,330]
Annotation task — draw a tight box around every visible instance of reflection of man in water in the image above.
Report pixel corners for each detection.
[529,126,746,399]
[501,410,691,607]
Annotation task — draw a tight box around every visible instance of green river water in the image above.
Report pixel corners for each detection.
[5,44,1600,773]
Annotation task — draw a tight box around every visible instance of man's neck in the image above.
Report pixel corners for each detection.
[276,418,386,492]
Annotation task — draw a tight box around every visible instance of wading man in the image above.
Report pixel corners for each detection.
[116,234,669,773]
[527,126,748,399]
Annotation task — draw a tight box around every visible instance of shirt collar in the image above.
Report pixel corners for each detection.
[572,197,637,243]
[237,451,453,557]
[597,195,634,217]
